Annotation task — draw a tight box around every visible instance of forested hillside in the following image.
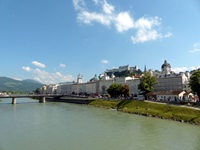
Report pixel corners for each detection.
[0,77,44,93]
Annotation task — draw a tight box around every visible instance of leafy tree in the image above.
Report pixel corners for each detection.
[107,83,130,98]
[189,70,200,100]
[138,72,158,95]
[121,84,130,97]
[107,83,122,98]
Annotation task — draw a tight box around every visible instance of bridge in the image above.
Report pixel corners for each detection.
[0,94,64,104]
[0,94,92,104]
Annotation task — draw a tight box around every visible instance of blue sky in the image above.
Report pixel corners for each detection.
[0,0,200,84]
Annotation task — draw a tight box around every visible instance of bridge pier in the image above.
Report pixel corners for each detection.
[12,97,16,104]
[39,97,46,103]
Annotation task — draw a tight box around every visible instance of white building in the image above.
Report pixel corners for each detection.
[77,74,83,83]
[85,81,97,94]
[98,74,114,94]
[43,84,58,94]
[57,84,73,95]
[147,91,193,102]
[115,77,132,85]
[154,60,191,92]
[55,73,141,96]
[126,77,140,96]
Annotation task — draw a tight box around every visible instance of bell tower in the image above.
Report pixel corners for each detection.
[77,74,83,83]
[161,60,171,75]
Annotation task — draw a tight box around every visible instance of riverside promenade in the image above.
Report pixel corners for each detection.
[145,100,200,110]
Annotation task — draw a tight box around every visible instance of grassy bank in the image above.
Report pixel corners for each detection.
[89,100,200,125]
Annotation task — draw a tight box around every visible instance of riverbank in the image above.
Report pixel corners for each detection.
[46,97,95,104]
[88,100,200,125]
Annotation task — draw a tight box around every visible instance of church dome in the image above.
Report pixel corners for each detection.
[161,60,171,69]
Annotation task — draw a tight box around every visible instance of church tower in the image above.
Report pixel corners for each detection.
[144,65,147,72]
[77,74,83,83]
[161,60,171,75]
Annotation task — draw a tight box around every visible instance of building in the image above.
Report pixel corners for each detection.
[98,73,115,94]
[44,61,192,99]
[126,77,140,96]
[146,90,193,102]
[85,81,97,94]
[56,73,141,96]
[43,84,58,94]
[154,60,191,92]
[105,65,138,74]
[77,74,83,83]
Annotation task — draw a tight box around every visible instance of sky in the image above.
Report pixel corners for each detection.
[0,0,200,84]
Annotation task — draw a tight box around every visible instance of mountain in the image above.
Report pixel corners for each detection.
[22,79,42,84]
[0,77,44,92]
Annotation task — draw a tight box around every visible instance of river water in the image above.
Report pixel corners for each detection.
[0,98,200,150]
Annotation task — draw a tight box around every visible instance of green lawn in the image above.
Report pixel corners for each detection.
[89,100,200,125]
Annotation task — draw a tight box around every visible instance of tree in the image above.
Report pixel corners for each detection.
[189,70,200,100]
[107,83,122,98]
[121,84,130,97]
[138,72,158,95]
[107,83,130,98]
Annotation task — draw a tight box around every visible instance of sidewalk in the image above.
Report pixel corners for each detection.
[145,100,200,110]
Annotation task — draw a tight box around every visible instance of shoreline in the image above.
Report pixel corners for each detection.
[46,97,95,104]
[88,99,200,126]
[32,97,200,126]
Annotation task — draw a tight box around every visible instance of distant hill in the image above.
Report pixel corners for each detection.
[0,77,44,92]
[22,79,42,84]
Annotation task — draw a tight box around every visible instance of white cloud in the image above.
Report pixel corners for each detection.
[171,67,188,73]
[101,59,109,64]
[189,42,200,53]
[93,0,99,5]
[134,16,161,29]
[33,69,53,81]
[189,48,200,53]
[22,66,31,72]
[131,29,162,44]
[73,0,172,44]
[164,32,173,38]
[60,63,66,68]
[23,61,73,84]
[193,42,200,47]
[73,0,86,11]
[191,66,200,70]
[54,72,73,81]
[131,16,163,43]
[115,12,134,32]
[77,11,111,26]
[32,61,46,68]
[33,69,73,84]
[102,1,114,14]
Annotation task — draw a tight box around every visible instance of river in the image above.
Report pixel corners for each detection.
[0,98,200,150]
